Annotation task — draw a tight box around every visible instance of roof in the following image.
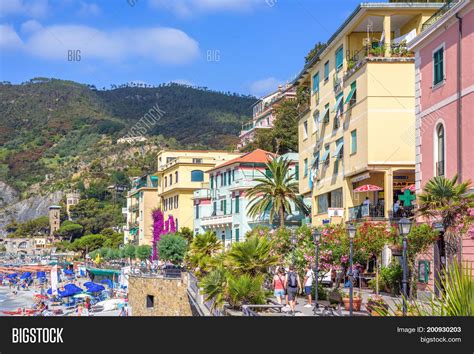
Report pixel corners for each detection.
[206,149,276,172]
[292,2,444,85]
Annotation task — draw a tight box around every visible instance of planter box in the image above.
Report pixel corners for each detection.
[343,297,362,312]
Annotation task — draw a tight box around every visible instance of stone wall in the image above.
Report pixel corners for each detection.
[128,273,193,316]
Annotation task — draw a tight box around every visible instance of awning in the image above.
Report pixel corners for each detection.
[332,95,344,112]
[86,268,120,276]
[344,86,356,105]
[333,141,344,159]
[321,149,330,163]
[321,106,330,122]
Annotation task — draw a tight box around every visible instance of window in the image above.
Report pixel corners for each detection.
[210,175,214,189]
[192,158,203,164]
[175,219,178,230]
[333,93,343,129]
[433,46,444,86]
[235,228,240,242]
[304,158,308,177]
[223,200,227,215]
[228,171,231,185]
[330,188,343,208]
[335,46,343,71]
[303,120,308,139]
[235,196,240,213]
[351,130,357,154]
[191,170,204,182]
[164,176,167,187]
[175,171,178,183]
[220,174,224,186]
[232,169,235,181]
[312,72,320,93]
[324,61,329,81]
[213,202,217,215]
[435,123,445,176]
[174,195,178,208]
[317,194,329,214]
[195,205,199,219]
[146,295,154,308]
[295,163,299,180]
[312,111,319,134]
[169,174,173,185]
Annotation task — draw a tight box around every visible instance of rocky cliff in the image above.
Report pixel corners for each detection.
[0,181,63,237]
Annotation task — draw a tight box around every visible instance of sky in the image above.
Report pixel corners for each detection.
[0,0,372,97]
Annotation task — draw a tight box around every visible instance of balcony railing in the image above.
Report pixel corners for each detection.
[390,205,415,219]
[348,204,384,221]
[421,0,457,32]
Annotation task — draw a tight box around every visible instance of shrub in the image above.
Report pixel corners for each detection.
[157,234,188,264]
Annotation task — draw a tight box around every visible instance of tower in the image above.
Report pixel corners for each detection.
[66,191,80,220]
[49,205,61,236]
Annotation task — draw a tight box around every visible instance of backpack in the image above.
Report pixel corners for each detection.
[288,272,298,288]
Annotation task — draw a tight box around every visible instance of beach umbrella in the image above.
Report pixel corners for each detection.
[100,279,113,287]
[64,283,83,294]
[64,269,74,275]
[36,271,46,279]
[7,273,18,278]
[83,281,94,288]
[353,184,383,192]
[86,284,105,293]
[20,272,32,279]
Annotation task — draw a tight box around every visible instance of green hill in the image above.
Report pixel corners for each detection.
[0,78,255,194]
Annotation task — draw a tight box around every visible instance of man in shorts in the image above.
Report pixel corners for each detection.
[303,265,314,308]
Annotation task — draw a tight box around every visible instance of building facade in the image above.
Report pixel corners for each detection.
[194,150,304,248]
[156,150,242,233]
[238,84,296,149]
[66,191,80,220]
[124,175,159,246]
[296,2,441,226]
[48,205,61,236]
[408,0,474,293]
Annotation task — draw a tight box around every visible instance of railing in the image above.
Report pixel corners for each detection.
[241,301,284,317]
[422,0,457,32]
[348,204,385,221]
[390,205,415,219]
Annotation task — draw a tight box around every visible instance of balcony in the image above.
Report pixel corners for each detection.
[344,43,414,81]
[201,214,233,227]
[229,178,259,190]
[193,189,211,200]
[421,0,457,32]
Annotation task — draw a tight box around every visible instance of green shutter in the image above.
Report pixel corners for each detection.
[351,130,357,154]
[235,197,239,213]
[324,61,329,80]
[235,228,240,242]
[336,46,343,70]
[210,176,214,189]
[312,72,319,93]
[433,48,444,85]
[304,159,308,177]
[223,200,227,215]
[295,163,299,180]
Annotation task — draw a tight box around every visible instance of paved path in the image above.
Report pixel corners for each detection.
[274,288,401,316]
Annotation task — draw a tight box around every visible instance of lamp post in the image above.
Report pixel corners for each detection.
[398,217,412,316]
[312,229,321,314]
[347,224,356,316]
[290,233,297,266]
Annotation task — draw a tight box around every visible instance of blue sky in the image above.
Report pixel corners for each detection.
[0,0,370,97]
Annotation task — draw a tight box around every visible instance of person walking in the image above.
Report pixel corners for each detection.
[273,267,286,305]
[303,265,314,308]
[285,265,301,316]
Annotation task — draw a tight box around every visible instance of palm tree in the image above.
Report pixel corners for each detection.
[247,157,309,228]
[187,231,222,274]
[225,235,278,276]
[418,175,473,267]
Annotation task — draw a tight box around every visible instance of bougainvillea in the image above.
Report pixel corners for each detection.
[151,210,177,261]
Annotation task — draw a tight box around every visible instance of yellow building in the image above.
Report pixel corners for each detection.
[125,175,159,246]
[156,150,242,231]
[296,2,441,226]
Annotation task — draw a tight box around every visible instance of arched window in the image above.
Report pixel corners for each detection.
[191,170,204,182]
[435,124,445,176]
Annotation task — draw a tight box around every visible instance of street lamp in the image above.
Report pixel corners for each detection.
[290,233,297,266]
[347,224,356,316]
[312,229,321,314]
[398,217,412,316]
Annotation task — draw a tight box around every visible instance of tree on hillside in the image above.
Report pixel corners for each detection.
[56,221,83,241]
[70,234,106,257]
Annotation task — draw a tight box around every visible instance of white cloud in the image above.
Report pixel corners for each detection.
[77,2,101,16]
[0,24,23,49]
[149,0,262,17]
[0,0,49,18]
[21,19,42,33]
[4,24,200,65]
[249,77,281,97]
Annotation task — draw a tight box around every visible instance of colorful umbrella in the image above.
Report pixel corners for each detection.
[401,184,415,192]
[353,184,383,192]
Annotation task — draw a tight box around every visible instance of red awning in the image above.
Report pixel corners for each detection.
[401,184,415,192]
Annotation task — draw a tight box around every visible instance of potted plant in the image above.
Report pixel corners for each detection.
[366,295,388,316]
[328,288,344,305]
[342,291,362,312]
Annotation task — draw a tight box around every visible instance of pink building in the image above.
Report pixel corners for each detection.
[409,0,474,294]
[237,84,296,149]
